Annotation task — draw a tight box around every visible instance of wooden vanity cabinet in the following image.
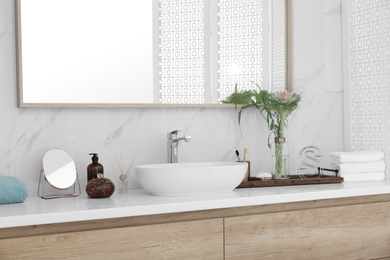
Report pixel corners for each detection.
[2,194,390,259]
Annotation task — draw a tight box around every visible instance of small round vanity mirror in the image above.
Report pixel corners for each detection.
[42,149,77,189]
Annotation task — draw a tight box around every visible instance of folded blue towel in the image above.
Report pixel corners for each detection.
[0,176,28,204]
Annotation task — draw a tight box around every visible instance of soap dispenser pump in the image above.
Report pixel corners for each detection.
[87,153,104,182]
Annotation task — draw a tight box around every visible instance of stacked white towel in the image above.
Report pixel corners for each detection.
[329,150,386,182]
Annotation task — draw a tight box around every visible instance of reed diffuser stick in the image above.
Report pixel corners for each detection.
[116,154,127,193]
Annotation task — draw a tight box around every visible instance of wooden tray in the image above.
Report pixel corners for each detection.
[237,174,343,188]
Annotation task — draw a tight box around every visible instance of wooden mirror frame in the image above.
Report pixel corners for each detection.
[15,0,292,108]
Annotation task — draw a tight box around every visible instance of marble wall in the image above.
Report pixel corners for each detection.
[0,0,344,193]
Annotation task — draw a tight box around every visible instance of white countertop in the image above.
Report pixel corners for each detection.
[2,180,390,229]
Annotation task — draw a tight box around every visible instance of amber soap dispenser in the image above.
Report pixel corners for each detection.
[87,153,104,182]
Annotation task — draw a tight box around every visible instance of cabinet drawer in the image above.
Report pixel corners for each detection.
[225,202,390,259]
[0,218,224,260]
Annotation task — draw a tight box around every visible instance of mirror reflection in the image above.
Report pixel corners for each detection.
[42,149,77,190]
[16,0,286,107]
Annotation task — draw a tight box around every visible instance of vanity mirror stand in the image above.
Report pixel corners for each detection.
[38,171,81,199]
[38,149,81,199]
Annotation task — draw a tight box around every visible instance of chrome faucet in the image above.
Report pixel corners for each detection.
[167,130,191,163]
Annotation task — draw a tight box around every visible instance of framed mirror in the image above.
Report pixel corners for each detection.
[38,149,80,199]
[15,0,290,108]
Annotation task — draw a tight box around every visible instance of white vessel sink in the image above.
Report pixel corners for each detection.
[135,161,247,196]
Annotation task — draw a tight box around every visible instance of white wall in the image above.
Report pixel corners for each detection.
[0,0,344,193]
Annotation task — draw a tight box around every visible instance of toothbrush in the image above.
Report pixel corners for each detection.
[235,150,241,162]
[244,148,248,162]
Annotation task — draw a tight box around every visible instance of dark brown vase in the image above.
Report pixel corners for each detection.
[86,173,115,198]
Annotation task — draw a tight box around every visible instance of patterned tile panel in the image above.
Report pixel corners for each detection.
[348,0,390,174]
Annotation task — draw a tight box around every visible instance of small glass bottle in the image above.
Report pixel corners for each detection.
[118,174,128,194]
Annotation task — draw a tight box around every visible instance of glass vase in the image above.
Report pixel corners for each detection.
[271,137,289,179]
[118,174,128,194]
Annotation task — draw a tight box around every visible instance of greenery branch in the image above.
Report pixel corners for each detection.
[222,83,301,148]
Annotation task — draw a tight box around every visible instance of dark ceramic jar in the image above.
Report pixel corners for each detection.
[86,173,115,198]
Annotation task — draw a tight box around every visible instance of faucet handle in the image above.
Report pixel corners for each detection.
[167,130,181,139]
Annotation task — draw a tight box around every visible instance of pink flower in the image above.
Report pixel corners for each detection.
[274,90,291,102]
